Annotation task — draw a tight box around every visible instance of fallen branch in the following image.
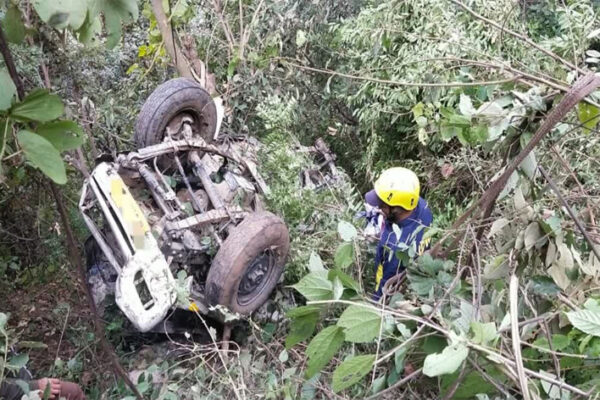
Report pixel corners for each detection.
[431,72,600,257]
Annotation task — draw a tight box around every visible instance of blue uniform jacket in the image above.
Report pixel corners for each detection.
[374,197,432,299]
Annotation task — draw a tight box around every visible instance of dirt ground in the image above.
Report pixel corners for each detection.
[0,270,112,387]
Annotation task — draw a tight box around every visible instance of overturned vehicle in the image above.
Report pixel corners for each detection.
[80,79,290,332]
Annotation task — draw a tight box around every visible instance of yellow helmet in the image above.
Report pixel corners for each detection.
[373,167,420,210]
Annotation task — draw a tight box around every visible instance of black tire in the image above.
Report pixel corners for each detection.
[205,212,290,314]
[134,78,217,148]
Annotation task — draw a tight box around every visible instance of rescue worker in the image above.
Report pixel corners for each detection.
[364,167,433,300]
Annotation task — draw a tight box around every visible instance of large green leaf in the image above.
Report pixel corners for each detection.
[76,11,102,45]
[308,251,325,272]
[285,312,319,349]
[94,0,139,48]
[470,322,498,346]
[577,102,600,134]
[2,3,26,43]
[0,69,16,111]
[328,269,360,293]
[334,242,354,269]
[567,309,600,337]
[8,353,28,370]
[33,0,87,30]
[36,120,84,151]
[17,130,67,184]
[292,271,333,301]
[337,305,382,343]
[337,221,357,241]
[423,343,469,377]
[305,325,345,378]
[332,354,376,393]
[11,90,64,122]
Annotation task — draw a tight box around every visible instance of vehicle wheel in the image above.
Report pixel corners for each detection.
[134,78,217,148]
[205,212,290,314]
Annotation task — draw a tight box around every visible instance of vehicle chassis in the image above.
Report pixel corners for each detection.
[79,137,269,332]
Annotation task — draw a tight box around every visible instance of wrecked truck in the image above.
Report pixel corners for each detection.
[80,78,290,332]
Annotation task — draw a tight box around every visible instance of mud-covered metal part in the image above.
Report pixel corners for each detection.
[299,137,341,190]
[79,162,177,332]
[79,183,122,274]
[173,153,205,212]
[188,150,225,210]
[314,137,338,176]
[165,207,247,232]
[138,164,180,218]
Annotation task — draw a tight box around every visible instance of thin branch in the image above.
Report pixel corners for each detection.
[539,166,600,262]
[450,0,585,74]
[509,271,531,400]
[363,368,422,400]
[150,0,194,79]
[0,25,24,99]
[282,61,520,88]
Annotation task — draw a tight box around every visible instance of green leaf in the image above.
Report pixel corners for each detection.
[470,322,498,346]
[337,305,382,343]
[11,90,64,122]
[334,242,354,269]
[530,276,560,295]
[371,374,386,394]
[8,353,28,370]
[76,11,102,45]
[32,0,87,30]
[328,269,360,293]
[0,69,16,111]
[305,325,345,378]
[539,215,562,237]
[0,312,7,333]
[519,151,538,179]
[300,374,319,400]
[394,347,407,373]
[292,271,333,301]
[286,305,322,319]
[308,251,325,272]
[440,125,459,141]
[567,309,600,337]
[459,94,476,117]
[227,55,240,79]
[332,277,344,300]
[17,130,67,184]
[36,120,84,151]
[524,222,543,251]
[423,343,469,377]
[2,3,26,43]
[94,0,139,49]
[577,102,600,134]
[332,354,375,393]
[285,312,319,349]
[337,221,357,241]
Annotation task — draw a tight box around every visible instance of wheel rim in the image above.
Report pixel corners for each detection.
[237,249,276,306]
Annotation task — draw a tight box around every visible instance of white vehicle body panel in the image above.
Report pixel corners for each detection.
[81,162,176,332]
